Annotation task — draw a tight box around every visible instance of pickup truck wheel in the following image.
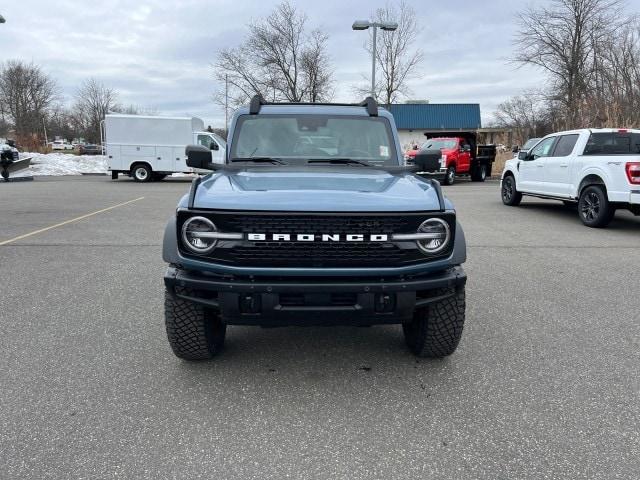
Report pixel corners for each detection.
[403,286,466,358]
[164,288,226,360]
[442,166,456,185]
[132,164,152,182]
[501,175,522,206]
[578,185,615,228]
[471,164,487,182]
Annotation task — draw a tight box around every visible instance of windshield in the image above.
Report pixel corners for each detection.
[230,114,398,166]
[422,139,457,150]
[522,138,541,150]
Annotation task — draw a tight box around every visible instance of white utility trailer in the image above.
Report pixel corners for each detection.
[104,114,225,182]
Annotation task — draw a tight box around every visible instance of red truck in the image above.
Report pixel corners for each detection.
[406,135,496,185]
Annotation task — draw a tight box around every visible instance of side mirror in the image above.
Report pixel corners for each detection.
[518,150,530,160]
[186,144,214,170]
[210,142,219,151]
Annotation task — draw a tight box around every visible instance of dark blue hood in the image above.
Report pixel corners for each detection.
[186,167,448,212]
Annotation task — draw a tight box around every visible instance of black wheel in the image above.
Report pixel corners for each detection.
[442,165,456,185]
[132,164,152,182]
[403,286,466,358]
[501,175,522,206]
[164,288,226,360]
[578,185,615,228]
[471,164,487,182]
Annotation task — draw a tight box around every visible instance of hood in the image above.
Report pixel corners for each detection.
[189,166,444,212]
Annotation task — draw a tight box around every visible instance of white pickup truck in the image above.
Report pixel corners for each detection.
[501,128,640,227]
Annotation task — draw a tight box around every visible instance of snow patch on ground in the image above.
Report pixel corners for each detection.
[16,152,108,177]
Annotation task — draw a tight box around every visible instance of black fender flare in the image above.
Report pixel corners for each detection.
[451,220,467,265]
[162,216,180,265]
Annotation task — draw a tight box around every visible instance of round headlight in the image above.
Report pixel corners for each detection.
[181,216,218,254]
[416,218,450,254]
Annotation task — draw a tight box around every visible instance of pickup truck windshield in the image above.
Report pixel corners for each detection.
[422,139,458,150]
[230,114,398,166]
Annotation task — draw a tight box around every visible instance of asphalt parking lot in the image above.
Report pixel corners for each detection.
[1,175,638,479]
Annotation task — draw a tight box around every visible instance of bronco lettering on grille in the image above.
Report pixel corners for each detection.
[247,233,389,242]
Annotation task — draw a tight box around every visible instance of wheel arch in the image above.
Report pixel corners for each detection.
[577,173,608,198]
[129,160,153,173]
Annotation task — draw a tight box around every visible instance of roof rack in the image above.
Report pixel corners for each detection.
[248,94,379,117]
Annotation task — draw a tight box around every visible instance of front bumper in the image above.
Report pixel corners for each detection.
[164,266,466,326]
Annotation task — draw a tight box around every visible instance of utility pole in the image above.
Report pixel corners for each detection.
[224,73,229,132]
[43,118,48,147]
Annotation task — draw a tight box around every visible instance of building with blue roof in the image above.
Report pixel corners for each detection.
[388,103,486,150]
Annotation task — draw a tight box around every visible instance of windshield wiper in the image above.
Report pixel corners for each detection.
[231,157,287,165]
[306,158,371,167]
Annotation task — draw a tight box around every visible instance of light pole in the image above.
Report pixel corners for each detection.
[352,20,398,98]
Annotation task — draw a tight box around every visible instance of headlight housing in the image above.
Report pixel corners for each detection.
[416,218,450,254]
[181,216,218,254]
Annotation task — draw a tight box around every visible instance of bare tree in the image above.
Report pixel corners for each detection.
[0,60,59,142]
[494,91,553,145]
[72,78,119,143]
[214,1,333,108]
[300,29,333,102]
[513,0,629,129]
[356,1,423,105]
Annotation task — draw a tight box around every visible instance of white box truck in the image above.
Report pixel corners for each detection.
[104,114,226,182]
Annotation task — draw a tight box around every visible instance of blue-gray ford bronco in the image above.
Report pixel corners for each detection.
[162,96,467,360]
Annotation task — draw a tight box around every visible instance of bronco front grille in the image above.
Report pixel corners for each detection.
[178,211,454,268]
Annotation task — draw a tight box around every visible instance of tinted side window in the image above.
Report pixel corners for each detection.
[552,134,579,157]
[584,132,640,155]
[530,137,557,159]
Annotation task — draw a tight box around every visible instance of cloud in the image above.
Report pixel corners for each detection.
[0,0,571,126]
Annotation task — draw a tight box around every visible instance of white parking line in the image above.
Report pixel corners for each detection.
[0,196,145,246]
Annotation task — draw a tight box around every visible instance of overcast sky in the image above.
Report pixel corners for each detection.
[2,0,639,127]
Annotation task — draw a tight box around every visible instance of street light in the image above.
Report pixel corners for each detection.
[352,20,398,98]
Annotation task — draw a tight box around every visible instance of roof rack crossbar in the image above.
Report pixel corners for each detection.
[247,95,379,117]
[249,94,266,115]
[359,97,378,117]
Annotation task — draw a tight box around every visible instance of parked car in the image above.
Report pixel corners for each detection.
[105,114,226,182]
[162,96,468,360]
[512,137,542,157]
[501,128,640,227]
[51,140,74,151]
[78,144,103,155]
[409,136,496,185]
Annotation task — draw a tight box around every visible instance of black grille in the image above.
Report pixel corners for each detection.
[179,212,453,268]
[219,215,421,235]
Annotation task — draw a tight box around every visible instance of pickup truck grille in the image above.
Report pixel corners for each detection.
[179,212,453,268]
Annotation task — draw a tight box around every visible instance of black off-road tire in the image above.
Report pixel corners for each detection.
[578,185,615,228]
[164,288,226,360]
[501,174,522,206]
[470,163,487,182]
[442,165,456,185]
[402,286,466,358]
[131,163,152,182]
